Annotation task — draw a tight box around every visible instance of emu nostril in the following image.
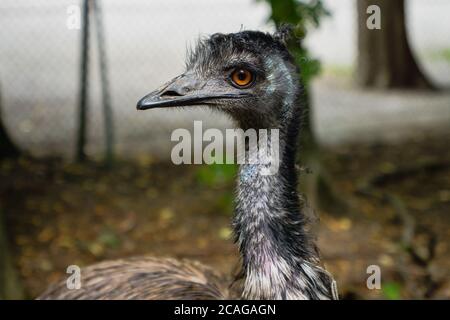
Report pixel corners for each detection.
[161,90,183,97]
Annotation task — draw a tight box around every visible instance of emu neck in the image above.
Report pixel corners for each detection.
[233,104,334,300]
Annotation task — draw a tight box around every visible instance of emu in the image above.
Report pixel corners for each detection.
[38,30,338,300]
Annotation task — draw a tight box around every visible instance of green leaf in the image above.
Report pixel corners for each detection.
[382,282,402,300]
[195,164,237,187]
[97,228,121,249]
[260,0,330,86]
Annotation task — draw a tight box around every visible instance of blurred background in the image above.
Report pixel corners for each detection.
[0,0,449,299]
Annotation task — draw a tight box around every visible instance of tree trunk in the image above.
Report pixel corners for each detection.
[0,84,20,159]
[93,0,115,167]
[299,88,347,214]
[76,0,91,162]
[0,118,19,160]
[298,88,321,208]
[0,207,24,299]
[357,0,433,89]
[264,0,348,214]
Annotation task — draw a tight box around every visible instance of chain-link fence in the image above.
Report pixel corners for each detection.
[0,0,271,160]
[1,0,449,159]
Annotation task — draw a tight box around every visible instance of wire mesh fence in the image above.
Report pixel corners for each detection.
[1,0,449,160]
[0,0,271,160]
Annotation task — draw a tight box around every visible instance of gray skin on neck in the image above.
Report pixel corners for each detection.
[186,31,337,300]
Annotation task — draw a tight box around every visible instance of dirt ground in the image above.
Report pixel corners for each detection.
[1,133,449,299]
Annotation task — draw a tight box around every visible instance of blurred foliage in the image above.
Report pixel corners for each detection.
[443,48,450,62]
[213,192,235,216]
[382,282,403,300]
[3,133,450,299]
[195,163,237,187]
[324,65,354,78]
[97,227,121,249]
[195,162,236,216]
[436,48,450,63]
[259,0,330,85]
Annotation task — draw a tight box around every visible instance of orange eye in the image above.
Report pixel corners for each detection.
[231,69,254,88]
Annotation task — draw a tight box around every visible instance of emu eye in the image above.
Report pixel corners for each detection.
[230,69,254,88]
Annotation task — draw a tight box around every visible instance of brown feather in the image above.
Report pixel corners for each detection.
[38,256,232,300]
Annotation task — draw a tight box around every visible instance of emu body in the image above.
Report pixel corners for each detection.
[38,30,337,300]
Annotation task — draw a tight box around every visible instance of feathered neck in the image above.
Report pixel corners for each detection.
[232,87,337,300]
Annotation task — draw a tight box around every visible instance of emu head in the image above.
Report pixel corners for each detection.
[137,30,300,129]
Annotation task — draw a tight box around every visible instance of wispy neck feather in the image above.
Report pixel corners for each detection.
[232,86,337,300]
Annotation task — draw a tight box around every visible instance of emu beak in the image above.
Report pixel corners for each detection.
[137,73,250,110]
